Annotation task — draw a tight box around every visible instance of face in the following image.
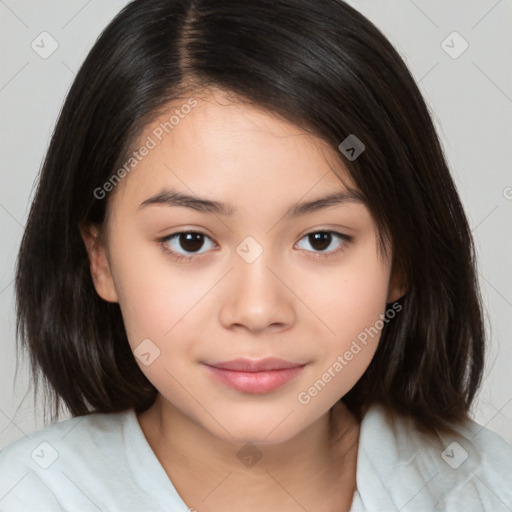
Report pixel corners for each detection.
[83,88,401,445]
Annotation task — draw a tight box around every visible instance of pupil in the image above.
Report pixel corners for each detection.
[180,233,204,252]
[310,232,331,251]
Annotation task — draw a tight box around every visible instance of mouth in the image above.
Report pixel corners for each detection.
[202,357,307,394]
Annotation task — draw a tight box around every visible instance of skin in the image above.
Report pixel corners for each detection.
[82,88,403,511]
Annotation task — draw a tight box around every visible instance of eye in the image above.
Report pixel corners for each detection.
[295,231,350,257]
[160,231,216,261]
[159,229,351,263]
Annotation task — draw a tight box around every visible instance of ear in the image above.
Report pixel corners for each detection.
[80,224,119,303]
[387,262,406,303]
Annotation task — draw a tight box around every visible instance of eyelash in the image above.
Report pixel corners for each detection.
[159,230,352,263]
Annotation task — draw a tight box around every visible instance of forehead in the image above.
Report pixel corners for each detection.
[110,89,358,211]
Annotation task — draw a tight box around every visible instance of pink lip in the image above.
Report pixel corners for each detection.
[203,357,306,393]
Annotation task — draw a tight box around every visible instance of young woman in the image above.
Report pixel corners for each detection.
[1,0,510,510]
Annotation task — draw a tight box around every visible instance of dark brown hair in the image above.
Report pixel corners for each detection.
[15,0,484,436]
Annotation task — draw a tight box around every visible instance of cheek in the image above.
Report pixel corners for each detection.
[302,246,391,341]
[112,256,206,400]
[295,248,391,397]
[110,237,212,345]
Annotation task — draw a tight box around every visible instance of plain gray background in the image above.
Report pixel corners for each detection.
[1,0,511,450]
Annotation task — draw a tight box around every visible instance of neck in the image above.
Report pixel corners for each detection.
[138,396,360,512]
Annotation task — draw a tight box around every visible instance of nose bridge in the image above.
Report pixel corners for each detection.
[234,237,282,308]
[218,235,295,331]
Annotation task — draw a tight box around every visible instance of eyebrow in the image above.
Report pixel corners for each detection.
[138,188,365,217]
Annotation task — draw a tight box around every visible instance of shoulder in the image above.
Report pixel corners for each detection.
[0,409,129,469]
[0,410,133,511]
[354,402,512,511]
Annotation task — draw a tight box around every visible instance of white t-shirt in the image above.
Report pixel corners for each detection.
[0,403,511,511]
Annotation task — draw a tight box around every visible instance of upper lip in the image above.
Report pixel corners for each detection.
[204,357,306,372]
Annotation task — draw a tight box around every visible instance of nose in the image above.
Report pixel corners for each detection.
[218,252,296,334]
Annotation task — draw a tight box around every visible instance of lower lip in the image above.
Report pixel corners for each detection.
[203,365,305,393]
